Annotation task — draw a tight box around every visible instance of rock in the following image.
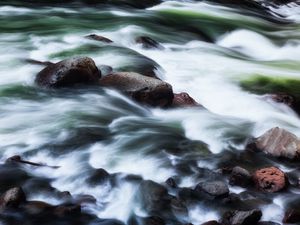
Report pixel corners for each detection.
[257,222,280,225]
[136,180,170,214]
[195,181,229,198]
[172,92,200,108]
[142,216,166,225]
[0,187,26,209]
[201,221,221,225]
[35,57,101,88]
[253,167,286,193]
[263,93,295,107]
[99,72,174,107]
[128,215,166,225]
[136,36,164,50]
[87,168,110,185]
[165,177,178,188]
[221,209,262,225]
[229,166,252,187]
[248,127,300,160]
[85,34,113,43]
[283,209,300,224]
[23,200,54,215]
[53,204,81,217]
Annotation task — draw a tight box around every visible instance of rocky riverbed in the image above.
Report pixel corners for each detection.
[0,0,300,225]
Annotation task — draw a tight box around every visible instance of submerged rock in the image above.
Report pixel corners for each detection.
[201,221,221,225]
[221,209,262,225]
[35,57,101,88]
[172,92,201,108]
[99,72,174,107]
[253,167,286,193]
[136,36,164,50]
[86,34,113,43]
[247,127,300,160]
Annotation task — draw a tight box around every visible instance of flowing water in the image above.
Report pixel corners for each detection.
[0,1,300,224]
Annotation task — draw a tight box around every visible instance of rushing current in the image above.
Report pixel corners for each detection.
[0,1,300,225]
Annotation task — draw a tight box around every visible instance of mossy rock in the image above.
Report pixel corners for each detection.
[240,75,300,99]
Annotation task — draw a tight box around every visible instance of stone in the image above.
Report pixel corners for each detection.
[283,209,300,224]
[0,187,26,209]
[99,72,174,107]
[85,34,113,43]
[136,36,164,50]
[172,92,200,108]
[229,166,252,187]
[253,167,286,193]
[35,57,101,88]
[248,127,300,160]
[221,209,262,225]
[195,181,229,198]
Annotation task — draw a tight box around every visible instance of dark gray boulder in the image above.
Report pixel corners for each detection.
[35,57,101,88]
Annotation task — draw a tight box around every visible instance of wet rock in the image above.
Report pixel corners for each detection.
[253,167,286,193]
[53,204,81,217]
[99,72,174,107]
[142,216,166,225]
[165,177,178,188]
[86,34,113,43]
[221,209,262,225]
[23,200,54,215]
[201,221,221,225]
[136,36,164,50]
[263,93,295,107]
[177,188,195,204]
[247,127,300,160]
[87,168,110,185]
[195,181,229,199]
[72,194,97,205]
[172,92,200,108]
[229,166,252,187]
[0,187,26,209]
[170,197,188,219]
[136,180,170,214]
[283,209,300,224]
[128,215,165,225]
[257,222,280,225]
[35,57,101,88]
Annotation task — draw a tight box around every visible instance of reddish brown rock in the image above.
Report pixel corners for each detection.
[248,127,300,160]
[99,72,174,107]
[172,92,200,108]
[253,167,286,193]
